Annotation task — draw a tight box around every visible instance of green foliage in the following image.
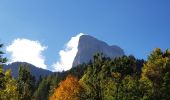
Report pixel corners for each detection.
[0,43,19,100]
[33,63,88,100]
[17,65,36,100]
[119,76,140,100]
[0,69,19,100]
[80,53,109,100]
[1,41,170,100]
[160,72,170,99]
[111,55,138,78]
[79,53,141,100]
[33,77,51,100]
[33,74,61,100]
[0,44,7,65]
[140,48,170,100]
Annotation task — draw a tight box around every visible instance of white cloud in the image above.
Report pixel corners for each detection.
[52,33,84,72]
[6,38,47,69]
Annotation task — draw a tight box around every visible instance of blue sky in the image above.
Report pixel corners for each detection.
[0,0,170,71]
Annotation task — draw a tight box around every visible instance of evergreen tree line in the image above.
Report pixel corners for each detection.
[48,48,170,100]
[1,43,170,100]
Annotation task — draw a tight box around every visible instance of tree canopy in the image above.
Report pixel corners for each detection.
[1,41,170,100]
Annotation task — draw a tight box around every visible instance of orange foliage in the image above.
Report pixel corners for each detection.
[50,75,82,100]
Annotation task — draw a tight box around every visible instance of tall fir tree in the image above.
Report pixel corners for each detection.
[17,65,36,100]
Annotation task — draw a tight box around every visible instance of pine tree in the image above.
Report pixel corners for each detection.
[17,65,36,100]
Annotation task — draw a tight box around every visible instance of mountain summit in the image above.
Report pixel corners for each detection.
[4,62,52,80]
[72,35,124,67]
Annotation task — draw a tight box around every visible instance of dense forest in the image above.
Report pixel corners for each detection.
[1,43,170,100]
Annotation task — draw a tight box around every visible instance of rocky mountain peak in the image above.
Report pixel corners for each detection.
[72,35,124,67]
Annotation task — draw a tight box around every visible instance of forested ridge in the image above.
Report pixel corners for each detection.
[1,43,170,100]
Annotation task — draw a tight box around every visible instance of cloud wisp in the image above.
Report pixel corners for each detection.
[6,38,47,69]
[52,33,84,72]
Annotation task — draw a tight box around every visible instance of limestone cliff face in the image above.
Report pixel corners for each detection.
[72,35,124,67]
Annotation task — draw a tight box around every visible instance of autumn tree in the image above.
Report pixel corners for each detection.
[0,43,19,100]
[140,48,170,100]
[0,69,19,100]
[50,75,83,100]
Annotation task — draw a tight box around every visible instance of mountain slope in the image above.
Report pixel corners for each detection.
[72,35,124,67]
[4,62,53,80]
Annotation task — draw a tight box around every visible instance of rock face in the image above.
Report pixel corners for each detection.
[72,35,124,67]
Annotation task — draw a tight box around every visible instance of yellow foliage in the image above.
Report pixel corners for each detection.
[50,75,82,100]
[112,72,121,78]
